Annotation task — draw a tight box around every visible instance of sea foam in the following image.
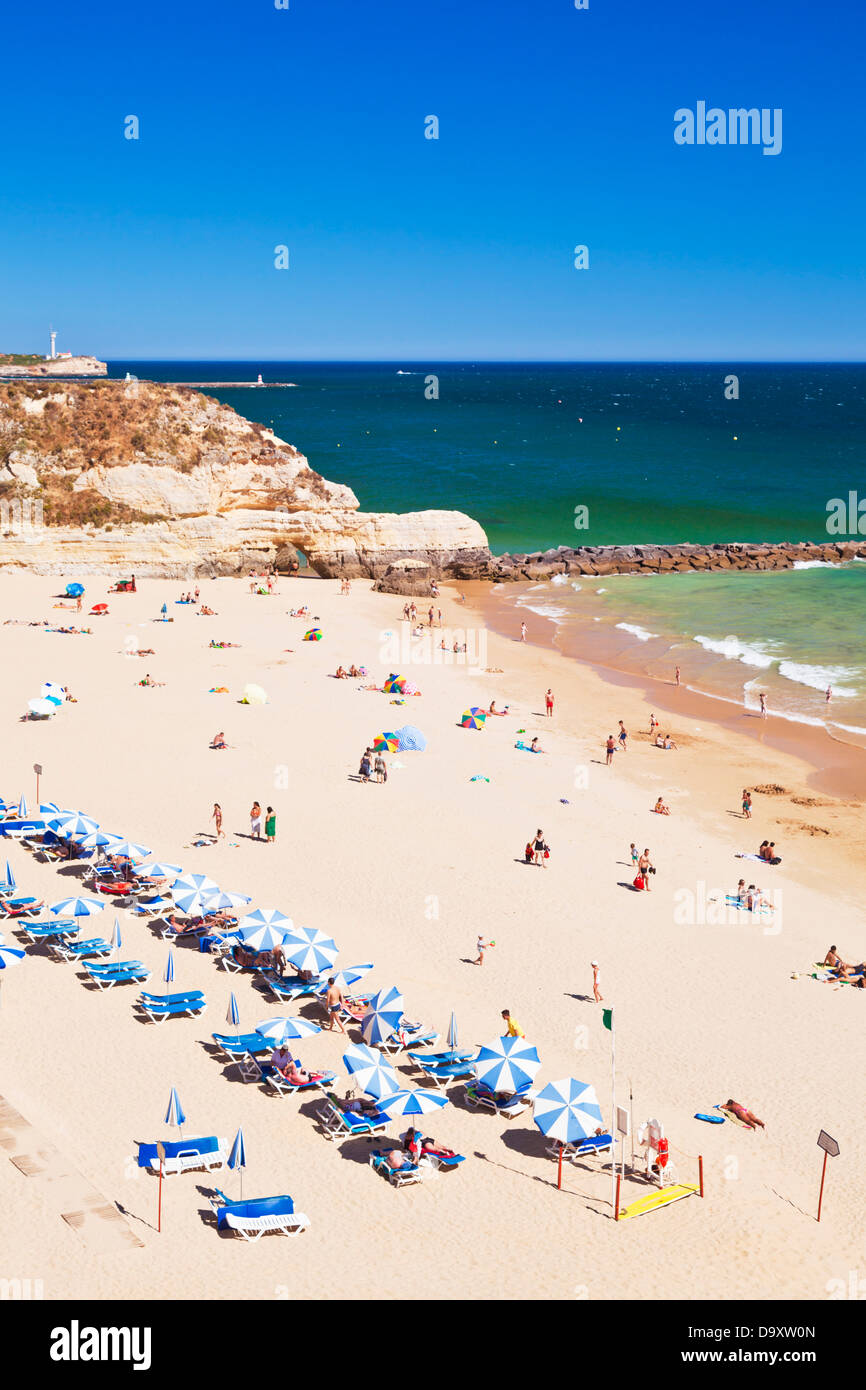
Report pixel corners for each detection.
[777,661,859,697]
[616,622,658,642]
[693,634,776,668]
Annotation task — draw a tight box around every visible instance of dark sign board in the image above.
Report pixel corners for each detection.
[817,1130,840,1158]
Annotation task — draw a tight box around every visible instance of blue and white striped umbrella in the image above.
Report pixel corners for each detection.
[282,926,338,975]
[254,1015,322,1043]
[170,872,219,896]
[39,802,66,816]
[49,813,99,837]
[203,890,251,911]
[135,861,183,880]
[226,992,241,1028]
[532,1078,604,1143]
[342,1042,401,1099]
[164,1087,186,1130]
[163,947,175,984]
[16,796,27,818]
[473,1036,541,1094]
[446,1010,459,1056]
[239,907,292,932]
[50,896,104,918]
[172,888,222,917]
[0,944,26,970]
[111,918,123,955]
[76,830,114,850]
[236,922,293,953]
[3,860,15,891]
[361,986,404,1046]
[228,1126,247,1197]
[314,963,373,994]
[103,837,152,861]
[373,1088,450,1119]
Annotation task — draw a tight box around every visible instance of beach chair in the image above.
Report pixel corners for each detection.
[53,936,112,962]
[209,1190,309,1241]
[406,1047,474,1069]
[465,1081,533,1117]
[0,897,43,917]
[417,1057,477,1089]
[264,974,318,1001]
[137,990,207,1024]
[315,1097,389,1141]
[418,1148,466,1172]
[83,959,150,990]
[210,1031,272,1065]
[369,1151,426,1188]
[379,1023,439,1055]
[15,919,78,942]
[133,897,170,916]
[545,1133,614,1163]
[136,1135,227,1177]
[263,1066,337,1096]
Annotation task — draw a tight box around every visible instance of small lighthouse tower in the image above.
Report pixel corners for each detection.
[49,329,57,360]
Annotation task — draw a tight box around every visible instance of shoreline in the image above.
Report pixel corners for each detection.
[461,579,866,802]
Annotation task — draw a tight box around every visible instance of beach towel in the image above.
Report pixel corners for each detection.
[736,853,781,865]
[515,741,541,753]
[725,895,773,916]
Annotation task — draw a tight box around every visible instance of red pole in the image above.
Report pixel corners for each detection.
[557,1145,563,1190]
[158,1161,163,1233]
[817,1151,828,1222]
[615,1173,622,1220]
[699,1154,704,1198]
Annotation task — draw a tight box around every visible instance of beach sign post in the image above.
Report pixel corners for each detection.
[33,763,42,805]
[156,1141,165,1234]
[816,1130,840,1222]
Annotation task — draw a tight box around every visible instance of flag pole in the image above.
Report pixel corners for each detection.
[610,1011,617,1211]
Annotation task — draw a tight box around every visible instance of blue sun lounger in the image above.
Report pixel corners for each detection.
[315,1096,389,1140]
[209,1190,309,1240]
[136,1135,227,1176]
[369,1151,425,1187]
[137,990,207,1023]
[546,1132,614,1162]
[16,919,78,942]
[465,1080,533,1117]
[83,959,150,989]
[417,1057,477,1088]
[407,1047,474,1069]
[210,1031,272,1063]
[264,974,319,1001]
[53,936,112,961]
[262,1066,337,1096]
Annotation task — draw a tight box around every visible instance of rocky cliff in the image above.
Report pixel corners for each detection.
[0,379,489,578]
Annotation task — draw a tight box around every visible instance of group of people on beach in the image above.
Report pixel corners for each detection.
[210,801,276,842]
[358,747,388,784]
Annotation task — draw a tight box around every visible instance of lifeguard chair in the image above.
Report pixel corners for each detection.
[637,1118,678,1188]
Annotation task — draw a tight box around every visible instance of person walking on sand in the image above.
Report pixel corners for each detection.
[675,666,680,687]
[520,621,527,642]
[545,688,554,717]
[638,848,652,891]
[630,842,639,867]
[374,752,387,784]
[265,806,276,842]
[501,1009,524,1038]
[324,978,346,1033]
[591,960,603,1003]
[212,802,225,840]
[758,692,767,718]
[649,712,658,738]
[826,685,832,703]
[250,800,263,839]
[618,719,628,752]
[742,789,752,819]
[605,734,616,766]
[474,935,493,966]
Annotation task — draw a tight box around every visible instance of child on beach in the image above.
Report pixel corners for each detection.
[474,935,493,966]
[649,713,658,737]
[630,843,639,867]
[591,960,603,1003]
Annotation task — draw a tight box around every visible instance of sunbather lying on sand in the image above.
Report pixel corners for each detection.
[209,639,239,648]
[723,1099,765,1129]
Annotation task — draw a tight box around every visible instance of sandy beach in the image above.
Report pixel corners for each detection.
[1,572,863,1302]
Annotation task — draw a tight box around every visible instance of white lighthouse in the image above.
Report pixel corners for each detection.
[49,329,57,360]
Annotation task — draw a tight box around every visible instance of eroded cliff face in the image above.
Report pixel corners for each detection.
[0,380,489,578]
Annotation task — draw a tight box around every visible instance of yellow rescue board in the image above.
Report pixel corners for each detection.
[617,1184,699,1221]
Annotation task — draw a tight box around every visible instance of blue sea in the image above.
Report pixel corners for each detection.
[110,361,866,741]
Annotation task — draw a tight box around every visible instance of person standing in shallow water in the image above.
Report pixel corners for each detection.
[265,806,276,842]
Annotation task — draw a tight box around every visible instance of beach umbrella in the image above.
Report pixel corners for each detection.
[402,680,419,696]
[3,860,15,891]
[236,922,293,953]
[532,1078,604,1145]
[254,1016,322,1043]
[27,698,58,717]
[16,795,27,817]
[0,944,26,970]
[240,682,268,705]
[50,896,103,918]
[111,919,123,956]
[202,889,251,911]
[172,888,222,917]
[372,1088,450,1119]
[239,907,292,932]
[163,947,175,985]
[361,986,405,1047]
[302,628,322,641]
[394,725,426,751]
[91,603,108,614]
[171,873,219,896]
[383,675,405,693]
[160,603,168,618]
[66,582,84,598]
[314,963,373,994]
[282,926,338,975]
[41,682,65,701]
[461,707,487,730]
[49,813,99,838]
[342,1042,400,1099]
[135,861,183,879]
[103,837,152,861]
[373,732,399,753]
[474,1036,541,1094]
[226,992,241,1028]
[164,1087,186,1133]
[38,802,66,816]
[445,1010,460,1059]
[228,1127,247,1198]
[76,830,115,850]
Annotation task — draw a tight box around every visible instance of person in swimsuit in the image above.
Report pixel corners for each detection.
[591,960,603,1003]
[618,720,628,751]
[545,689,554,717]
[265,806,276,842]
[742,789,752,818]
[324,978,346,1033]
[210,731,227,749]
[605,735,616,766]
[532,829,547,866]
[653,797,670,815]
[638,849,652,891]
[724,1099,765,1129]
[250,801,263,838]
[211,802,224,839]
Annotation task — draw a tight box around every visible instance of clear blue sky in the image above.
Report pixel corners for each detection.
[1,0,863,360]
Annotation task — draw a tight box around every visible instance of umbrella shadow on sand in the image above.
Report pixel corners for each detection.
[474,1142,611,1214]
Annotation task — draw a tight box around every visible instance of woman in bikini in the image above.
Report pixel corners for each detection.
[212,803,224,839]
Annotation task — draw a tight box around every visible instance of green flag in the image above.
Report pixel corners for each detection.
[602,1007,614,1031]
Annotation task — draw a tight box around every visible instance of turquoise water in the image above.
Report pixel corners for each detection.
[112,361,866,738]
